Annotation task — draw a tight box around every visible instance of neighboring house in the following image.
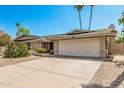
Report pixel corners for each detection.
[15,24,117,58]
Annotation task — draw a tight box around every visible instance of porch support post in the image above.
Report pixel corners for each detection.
[54,40,59,56]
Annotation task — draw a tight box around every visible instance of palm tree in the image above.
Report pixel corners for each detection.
[16,23,31,37]
[74,5,84,30]
[16,22,21,30]
[88,5,94,31]
[16,26,31,37]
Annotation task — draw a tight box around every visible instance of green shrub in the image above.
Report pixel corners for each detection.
[36,48,48,53]
[4,43,30,58]
[4,43,18,58]
[17,43,30,57]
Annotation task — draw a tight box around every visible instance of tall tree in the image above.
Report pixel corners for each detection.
[88,5,94,31]
[118,12,124,31]
[16,22,21,30]
[74,5,84,30]
[0,33,12,46]
[117,11,124,43]
[16,23,31,37]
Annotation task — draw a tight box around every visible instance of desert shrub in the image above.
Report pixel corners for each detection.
[4,43,30,58]
[17,43,30,57]
[4,43,18,58]
[36,48,48,53]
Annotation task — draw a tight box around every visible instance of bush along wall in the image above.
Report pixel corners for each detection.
[4,43,30,58]
[36,48,48,53]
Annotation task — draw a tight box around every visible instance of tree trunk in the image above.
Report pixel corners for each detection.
[88,6,93,31]
[79,11,82,30]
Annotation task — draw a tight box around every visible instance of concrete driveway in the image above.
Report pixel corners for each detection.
[0,57,102,88]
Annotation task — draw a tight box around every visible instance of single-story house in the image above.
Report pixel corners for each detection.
[14,24,117,58]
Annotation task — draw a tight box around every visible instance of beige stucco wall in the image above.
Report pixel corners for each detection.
[108,36,115,55]
[56,38,101,57]
[0,47,6,53]
[100,37,106,57]
[30,42,41,50]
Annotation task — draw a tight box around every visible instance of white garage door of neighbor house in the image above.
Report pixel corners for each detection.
[58,38,100,57]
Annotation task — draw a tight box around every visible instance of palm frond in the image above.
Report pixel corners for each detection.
[74,5,84,11]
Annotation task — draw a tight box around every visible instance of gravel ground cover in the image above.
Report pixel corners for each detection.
[82,61,124,88]
[0,55,41,67]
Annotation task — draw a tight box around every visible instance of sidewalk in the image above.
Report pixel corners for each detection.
[113,55,124,63]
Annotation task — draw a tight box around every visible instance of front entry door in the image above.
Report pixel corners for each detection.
[50,42,54,54]
[50,42,54,50]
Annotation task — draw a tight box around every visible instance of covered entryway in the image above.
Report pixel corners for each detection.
[58,38,100,57]
[41,42,54,54]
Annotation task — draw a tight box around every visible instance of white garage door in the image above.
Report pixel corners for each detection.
[58,38,100,57]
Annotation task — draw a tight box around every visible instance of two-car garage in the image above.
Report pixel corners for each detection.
[57,38,101,57]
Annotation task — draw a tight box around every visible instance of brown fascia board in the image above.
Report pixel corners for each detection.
[15,37,53,42]
[14,35,40,41]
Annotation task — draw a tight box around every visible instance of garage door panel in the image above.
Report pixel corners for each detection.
[58,38,100,57]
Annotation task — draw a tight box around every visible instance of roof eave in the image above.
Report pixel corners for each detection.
[48,33,116,40]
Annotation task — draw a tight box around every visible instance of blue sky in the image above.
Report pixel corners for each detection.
[0,5,124,38]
